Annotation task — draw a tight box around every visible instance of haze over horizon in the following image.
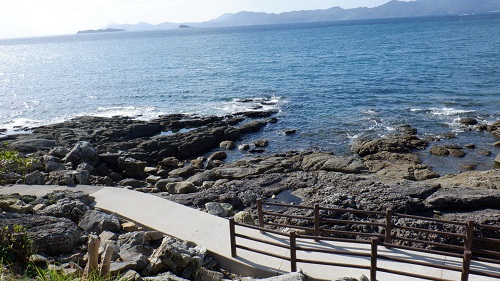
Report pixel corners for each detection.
[0,0,394,39]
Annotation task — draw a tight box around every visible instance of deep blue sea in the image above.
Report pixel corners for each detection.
[1,14,500,172]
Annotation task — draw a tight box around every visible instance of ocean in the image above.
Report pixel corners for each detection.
[1,14,499,173]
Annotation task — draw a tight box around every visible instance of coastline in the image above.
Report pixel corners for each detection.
[1,111,499,200]
[1,111,499,280]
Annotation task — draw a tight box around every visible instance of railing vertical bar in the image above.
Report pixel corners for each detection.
[257,198,265,232]
[229,218,237,257]
[290,230,297,272]
[385,208,392,245]
[314,203,320,241]
[370,237,378,281]
[461,250,472,281]
[465,220,474,251]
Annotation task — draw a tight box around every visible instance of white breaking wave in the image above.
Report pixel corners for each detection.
[429,107,476,116]
[83,106,164,120]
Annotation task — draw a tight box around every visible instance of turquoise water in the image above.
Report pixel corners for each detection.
[1,14,499,160]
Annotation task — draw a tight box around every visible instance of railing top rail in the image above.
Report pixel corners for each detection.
[379,241,464,258]
[392,224,466,238]
[262,211,314,221]
[321,217,386,227]
[296,234,372,245]
[476,223,500,231]
[393,213,469,226]
[233,220,289,237]
[319,206,386,216]
[260,200,314,210]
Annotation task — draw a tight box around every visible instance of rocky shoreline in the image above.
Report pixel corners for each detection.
[1,112,499,280]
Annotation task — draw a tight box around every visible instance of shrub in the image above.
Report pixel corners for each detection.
[0,225,35,268]
[0,142,32,184]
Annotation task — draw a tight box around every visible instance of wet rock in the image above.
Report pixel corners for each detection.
[238,144,250,151]
[460,163,477,171]
[395,125,418,135]
[321,156,368,174]
[352,135,428,157]
[430,146,449,156]
[208,151,227,161]
[458,117,478,125]
[78,210,120,234]
[476,149,492,156]
[449,149,466,158]
[424,188,500,210]
[284,129,297,135]
[0,213,81,255]
[253,139,269,148]
[219,140,236,150]
[238,120,268,134]
[495,153,500,165]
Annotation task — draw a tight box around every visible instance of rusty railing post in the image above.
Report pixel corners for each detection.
[257,198,265,232]
[370,237,378,281]
[229,218,237,257]
[314,203,320,241]
[465,220,474,251]
[385,208,393,245]
[290,230,297,272]
[461,250,472,281]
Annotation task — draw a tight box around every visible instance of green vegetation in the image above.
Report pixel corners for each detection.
[0,142,33,185]
[36,268,115,281]
[0,225,35,268]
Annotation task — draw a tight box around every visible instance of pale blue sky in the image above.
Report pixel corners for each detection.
[0,0,393,39]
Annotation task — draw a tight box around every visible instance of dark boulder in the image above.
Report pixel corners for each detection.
[0,213,81,255]
[78,210,121,234]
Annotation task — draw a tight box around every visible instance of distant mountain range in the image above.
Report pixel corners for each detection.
[106,0,500,31]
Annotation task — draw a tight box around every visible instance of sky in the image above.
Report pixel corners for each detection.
[0,0,393,39]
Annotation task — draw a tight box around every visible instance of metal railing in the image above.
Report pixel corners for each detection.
[228,199,500,281]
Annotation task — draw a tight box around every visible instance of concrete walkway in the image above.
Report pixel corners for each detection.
[1,185,499,280]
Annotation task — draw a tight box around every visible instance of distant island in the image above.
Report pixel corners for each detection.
[77,28,126,34]
[103,0,500,32]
